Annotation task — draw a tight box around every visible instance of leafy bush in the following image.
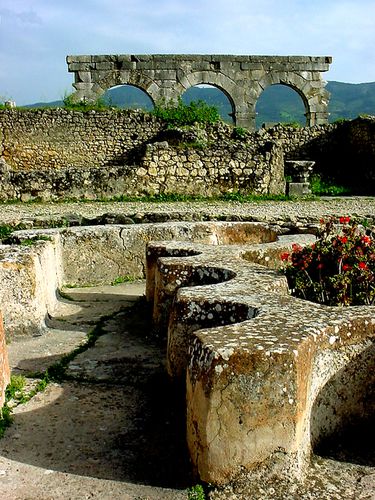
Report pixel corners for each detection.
[152,98,220,127]
[281,217,375,306]
[187,484,206,500]
[310,174,351,196]
[232,126,248,140]
[63,93,111,112]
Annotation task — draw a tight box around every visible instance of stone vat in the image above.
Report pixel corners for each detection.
[0,220,373,487]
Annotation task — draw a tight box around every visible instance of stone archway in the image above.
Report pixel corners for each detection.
[253,72,330,128]
[67,54,332,130]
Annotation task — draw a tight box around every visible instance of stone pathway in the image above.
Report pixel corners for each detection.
[0,281,189,499]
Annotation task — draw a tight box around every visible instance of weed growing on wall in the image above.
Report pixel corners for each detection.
[63,93,112,112]
[281,217,375,305]
[152,98,220,127]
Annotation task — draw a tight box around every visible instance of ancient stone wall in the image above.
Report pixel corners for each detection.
[0,109,286,199]
[0,109,375,199]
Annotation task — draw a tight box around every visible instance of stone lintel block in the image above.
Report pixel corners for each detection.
[91,55,119,62]
[154,70,177,80]
[210,55,248,62]
[120,61,137,70]
[66,55,92,64]
[190,61,211,71]
[116,55,132,62]
[68,62,92,72]
[241,62,264,71]
[94,62,114,70]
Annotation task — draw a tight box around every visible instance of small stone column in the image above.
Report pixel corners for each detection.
[285,160,315,196]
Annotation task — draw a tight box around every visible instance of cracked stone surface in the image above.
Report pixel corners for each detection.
[1,281,189,499]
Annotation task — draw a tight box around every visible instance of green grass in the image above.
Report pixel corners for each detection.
[310,174,351,196]
[111,275,137,286]
[0,375,28,437]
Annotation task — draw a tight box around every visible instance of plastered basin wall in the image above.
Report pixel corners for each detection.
[0,234,63,339]
[146,239,375,485]
[0,221,280,409]
[0,221,277,338]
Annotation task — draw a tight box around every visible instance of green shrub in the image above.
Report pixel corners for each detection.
[281,217,375,306]
[232,126,248,140]
[310,174,351,196]
[63,93,111,112]
[187,484,206,500]
[152,98,220,127]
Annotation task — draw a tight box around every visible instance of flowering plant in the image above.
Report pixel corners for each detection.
[281,217,375,306]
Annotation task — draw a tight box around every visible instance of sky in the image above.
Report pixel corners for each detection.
[0,0,374,105]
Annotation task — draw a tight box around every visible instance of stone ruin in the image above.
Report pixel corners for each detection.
[67,54,332,129]
[0,220,373,486]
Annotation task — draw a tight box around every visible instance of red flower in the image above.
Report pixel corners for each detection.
[358,261,368,270]
[339,216,351,224]
[361,235,372,245]
[339,236,348,244]
[342,264,351,271]
[292,243,302,252]
[280,252,290,262]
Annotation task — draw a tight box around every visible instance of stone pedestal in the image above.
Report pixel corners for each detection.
[287,182,311,196]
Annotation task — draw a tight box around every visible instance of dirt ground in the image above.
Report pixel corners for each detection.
[0,280,374,500]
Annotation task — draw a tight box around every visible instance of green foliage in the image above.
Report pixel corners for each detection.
[5,375,26,400]
[152,98,220,127]
[20,235,52,246]
[63,93,112,112]
[111,275,136,286]
[232,126,248,140]
[280,121,301,129]
[1,375,28,437]
[0,225,14,240]
[310,174,351,196]
[281,217,375,306]
[187,484,206,500]
[0,404,12,438]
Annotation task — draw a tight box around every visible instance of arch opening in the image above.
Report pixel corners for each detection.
[255,84,308,129]
[102,84,154,111]
[310,342,375,466]
[181,84,235,124]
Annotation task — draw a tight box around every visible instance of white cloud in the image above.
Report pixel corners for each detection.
[0,0,374,103]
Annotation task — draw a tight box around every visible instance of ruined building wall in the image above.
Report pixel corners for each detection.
[0,109,285,200]
[0,110,374,200]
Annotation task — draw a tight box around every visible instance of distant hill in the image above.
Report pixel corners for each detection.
[24,81,375,127]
